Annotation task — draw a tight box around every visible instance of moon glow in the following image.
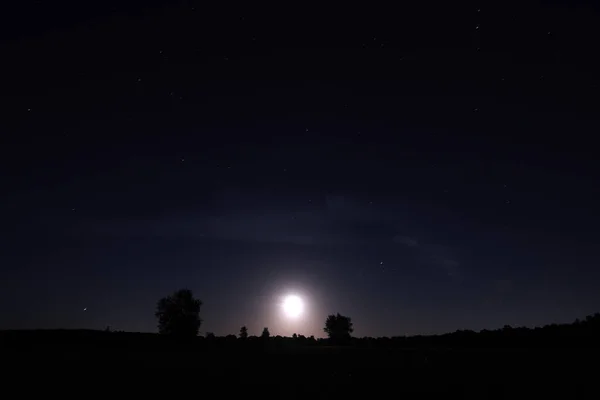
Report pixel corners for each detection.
[282,295,304,318]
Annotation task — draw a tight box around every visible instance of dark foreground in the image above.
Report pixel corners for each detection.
[2,330,598,398]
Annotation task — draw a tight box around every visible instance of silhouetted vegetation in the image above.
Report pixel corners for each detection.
[4,313,600,356]
[324,313,354,343]
[4,292,600,399]
[3,311,600,397]
[239,326,248,339]
[5,313,599,349]
[225,334,237,343]
[155,289,202,338]
[261,327,270,339]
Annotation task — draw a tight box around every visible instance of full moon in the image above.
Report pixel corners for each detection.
[282,295,304,318]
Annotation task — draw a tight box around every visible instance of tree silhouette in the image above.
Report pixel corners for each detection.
[226,334,237,342]
[155,289,202,337]
[261,327,270,339]
[324,313,354,342]
[239,325,248,339]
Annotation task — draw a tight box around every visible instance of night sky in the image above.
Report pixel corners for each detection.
[2,1,600,337]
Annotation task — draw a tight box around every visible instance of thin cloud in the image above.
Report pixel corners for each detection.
[406,241,462,278]
[75,192,462,279]
[393,235,419,247]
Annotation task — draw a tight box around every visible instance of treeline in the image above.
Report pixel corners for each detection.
[2,313,599,350]
[199,313,600,349]
[152,288,600,348]
[360,313,600,349]
[3,286,599,350]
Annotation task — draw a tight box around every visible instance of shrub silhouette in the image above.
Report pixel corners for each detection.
[155,289,202,337]
[324,313,354,343]
[239,325,248,339]
[226,334,237,342]
[261,327,270,339]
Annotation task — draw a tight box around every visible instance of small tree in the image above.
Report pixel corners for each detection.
[239,325,248,339]
[324,313,353,342]
[155,289,202,337]
[261,327,270,339]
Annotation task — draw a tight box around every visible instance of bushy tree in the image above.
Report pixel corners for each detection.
[261,327,270,339]
[225,334,237,342]
[155,289,202,337]
[324,313,354,342]
[239,325,248,339]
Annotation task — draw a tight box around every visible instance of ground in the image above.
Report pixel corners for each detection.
[3,331,596,397]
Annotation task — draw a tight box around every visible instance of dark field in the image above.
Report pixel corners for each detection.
[2,330,597,398]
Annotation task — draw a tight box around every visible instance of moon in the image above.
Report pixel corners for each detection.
[282,295,304,318]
